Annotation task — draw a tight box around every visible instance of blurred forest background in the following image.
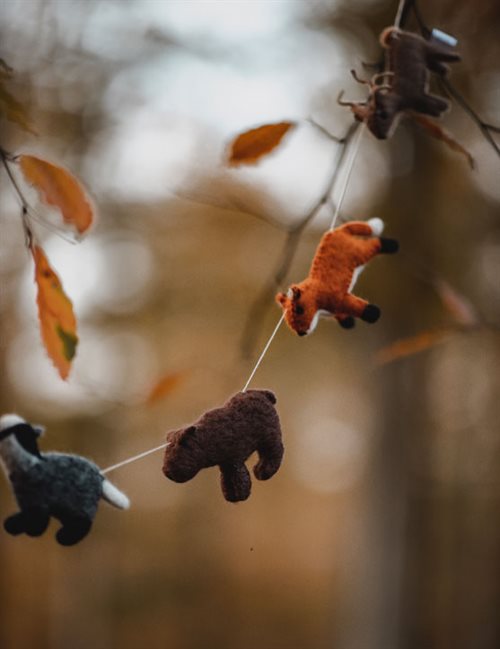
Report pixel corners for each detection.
[1,1,500,648]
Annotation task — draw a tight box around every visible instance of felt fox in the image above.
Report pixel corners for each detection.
[276,218,398,336]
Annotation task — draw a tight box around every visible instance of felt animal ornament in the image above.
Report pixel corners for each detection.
[163,389,283,502]
[276,218,398,336]
[0,414,130,546]
[338,27,473,166]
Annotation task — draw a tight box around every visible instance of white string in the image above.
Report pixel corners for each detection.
[393,0,407,29]
[98,11,404,476]
[329,124,365,231]
[241,313,285,392]
[101,442,170,475]
[101,127,367,474]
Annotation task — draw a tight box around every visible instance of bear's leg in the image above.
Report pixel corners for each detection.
[4,508,50,537]
[56,514,93,546]
[254,439,284,481]
[220,463,251,502]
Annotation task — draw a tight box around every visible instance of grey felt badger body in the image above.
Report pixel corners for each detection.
[0,414,129,546]
[163,390,284,502]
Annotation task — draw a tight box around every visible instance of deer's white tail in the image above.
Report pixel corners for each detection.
[102,479,130,510]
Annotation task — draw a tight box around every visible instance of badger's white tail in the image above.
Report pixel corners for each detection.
[102,479,130,510]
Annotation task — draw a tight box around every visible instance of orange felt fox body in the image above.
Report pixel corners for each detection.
[276,218,398,336]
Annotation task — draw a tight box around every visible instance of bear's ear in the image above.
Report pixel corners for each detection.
[178,425,197,448]
[276,292,288,306]
[291,286,301,300]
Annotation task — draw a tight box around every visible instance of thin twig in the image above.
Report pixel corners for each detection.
[0,148,34,248]
[411,0,500,158]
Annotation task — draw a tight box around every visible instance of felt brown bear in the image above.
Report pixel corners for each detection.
[162,390,283,502]
[339,26,461,139]
[276,218,398,336]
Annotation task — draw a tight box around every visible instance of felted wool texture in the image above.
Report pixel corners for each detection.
[276,220,398,335]
[0,418,129,545]
[369,27,460,138]
[10,453,104,523]
[163,389,284,502]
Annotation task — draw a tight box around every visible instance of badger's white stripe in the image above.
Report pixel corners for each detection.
[102,479,130,510]
[0,413,26,432]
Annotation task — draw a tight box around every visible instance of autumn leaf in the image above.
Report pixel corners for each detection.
[0,83,37,135]
[32,245,78,380]
[374,328,449,366]
[144,370,189,406]
[434,278,479,326]
[227,121,295,167]
[18,155,94,235]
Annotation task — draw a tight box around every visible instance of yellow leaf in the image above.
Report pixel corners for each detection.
[144,371,188,406]
[374,328,449,366]
[19,155,94,235]
[32,245,78,380]
[0,83,37,135]
[227,121,295,167]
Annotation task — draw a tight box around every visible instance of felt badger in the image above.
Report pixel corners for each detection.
[0,414,129,546]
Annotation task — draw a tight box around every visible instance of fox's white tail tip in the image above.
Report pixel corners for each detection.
[367,218,384,236]
[102,479,130,510]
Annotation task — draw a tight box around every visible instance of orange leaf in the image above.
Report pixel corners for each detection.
[32,245,78,380]
[144,370,189,406]
[227,121,295,167]
[412,113,475,169]
[19,155,94,235]
[374,328,449,366]
[0,83,37,135]
[434,279,479,326]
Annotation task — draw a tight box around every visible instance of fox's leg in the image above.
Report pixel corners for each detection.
[342,294,381,323]
[336,314,355,329]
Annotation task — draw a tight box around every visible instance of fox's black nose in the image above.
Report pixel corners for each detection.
[297,330,307,337]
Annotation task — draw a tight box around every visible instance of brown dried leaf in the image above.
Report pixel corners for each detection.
[412,113,475,169]
[374,328,449,366]
[32,245,78,380]
[19,155,94,235]
[0,83,37,134]
[227,121,295,167]
[144,370,189,406]
[434,278,479,326]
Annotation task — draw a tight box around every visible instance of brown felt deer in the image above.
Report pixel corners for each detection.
[276,219,398,336]
[339,27,473,166]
